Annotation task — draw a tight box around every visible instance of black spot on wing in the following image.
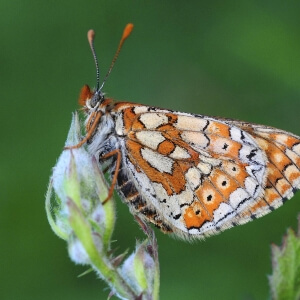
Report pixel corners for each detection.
[171,213,181,220]
[246,149,258,161]
[207,194,212,201]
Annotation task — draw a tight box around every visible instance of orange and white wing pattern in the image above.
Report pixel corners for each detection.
[100,103,300,240]
[226,121,300,225]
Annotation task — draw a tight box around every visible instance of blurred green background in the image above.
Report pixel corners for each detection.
[2,1,300,299]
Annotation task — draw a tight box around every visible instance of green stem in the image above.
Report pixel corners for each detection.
[68,198,139,299]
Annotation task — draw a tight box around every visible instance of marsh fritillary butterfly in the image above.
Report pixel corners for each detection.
[68,24,300,240]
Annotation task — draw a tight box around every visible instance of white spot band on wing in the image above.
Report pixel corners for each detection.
[141,148,174,173]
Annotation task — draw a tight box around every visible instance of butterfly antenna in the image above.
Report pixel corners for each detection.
[87,30,100,91]
[99,23,134,91]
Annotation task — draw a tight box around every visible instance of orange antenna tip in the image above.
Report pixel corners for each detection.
[87,29,100,90]
[99,23,134,90]
[87,30,95,46]
[122,23,134,40]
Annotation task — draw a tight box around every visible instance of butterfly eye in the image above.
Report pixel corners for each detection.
[90,91,104,108]
[78,84,93,106]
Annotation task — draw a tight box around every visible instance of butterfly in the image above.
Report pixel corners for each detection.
[68,24,300,240]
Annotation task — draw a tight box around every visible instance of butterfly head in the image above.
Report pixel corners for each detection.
[78,84,104,110]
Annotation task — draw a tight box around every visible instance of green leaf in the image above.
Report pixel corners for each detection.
[269,216,300,300]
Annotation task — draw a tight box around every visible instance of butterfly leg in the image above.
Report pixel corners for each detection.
[101,148,122,204]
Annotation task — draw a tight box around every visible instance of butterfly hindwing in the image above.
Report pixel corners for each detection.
[109,104,300,239]
[223,121,300,224]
